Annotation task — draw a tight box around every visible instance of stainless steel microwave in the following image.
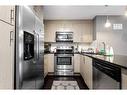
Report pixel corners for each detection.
[56,32,73,42]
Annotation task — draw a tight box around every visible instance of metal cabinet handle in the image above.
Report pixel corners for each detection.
[10,9,14,24]
[10,31,14,46]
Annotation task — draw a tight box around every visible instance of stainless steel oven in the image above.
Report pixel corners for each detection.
[56,32,73,42]
[55,54,74,75]
[54,46,74,75]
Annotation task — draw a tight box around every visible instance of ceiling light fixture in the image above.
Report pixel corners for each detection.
[104,5,111,28]
[105,16,111,28]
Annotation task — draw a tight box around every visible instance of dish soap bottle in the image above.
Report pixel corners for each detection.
[105,45,110,56]
[109,47,114,56]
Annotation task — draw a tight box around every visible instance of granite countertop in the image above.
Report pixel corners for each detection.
[81,53,127,69]
[44,51,127,69]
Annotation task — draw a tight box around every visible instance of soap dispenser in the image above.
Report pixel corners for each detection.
[105,45,110,56]
[109,47,114,56]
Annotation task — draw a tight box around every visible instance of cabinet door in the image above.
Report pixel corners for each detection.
[74,54,80,73]
[47,54,54,73]
[44,23,55,42]
[84,56,93,89]
[0,6,15,25]
[72,23,81,42]
[0,21,15,89]
[44,55,48,77]
[122,69,127,89]
[81,21,93,42]
[80,55,85,79]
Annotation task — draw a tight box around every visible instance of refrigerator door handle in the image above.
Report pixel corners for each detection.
[37,33,39,60]
[34,31,39,61]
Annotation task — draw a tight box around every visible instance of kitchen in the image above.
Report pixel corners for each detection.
[0,5,127,90]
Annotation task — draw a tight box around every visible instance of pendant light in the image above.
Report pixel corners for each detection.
[105,16,111,28]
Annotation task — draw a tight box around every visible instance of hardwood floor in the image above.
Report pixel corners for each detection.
[42,74,89,89]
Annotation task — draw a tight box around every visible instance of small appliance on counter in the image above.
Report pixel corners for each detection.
[44,43,51,53]
[74,44,80,53]
[81,48,94,54]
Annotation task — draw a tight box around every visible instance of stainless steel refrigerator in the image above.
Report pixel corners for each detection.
[15,6,44,89]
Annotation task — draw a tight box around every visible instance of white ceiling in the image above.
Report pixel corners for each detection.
[43,6,126,20]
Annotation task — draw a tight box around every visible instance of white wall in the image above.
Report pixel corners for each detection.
[94,16,127,55]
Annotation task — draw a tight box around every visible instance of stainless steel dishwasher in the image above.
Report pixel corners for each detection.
[93,59,121,89]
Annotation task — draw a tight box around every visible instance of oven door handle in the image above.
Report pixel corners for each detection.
[56,56,72,57]
[55,54,74,57]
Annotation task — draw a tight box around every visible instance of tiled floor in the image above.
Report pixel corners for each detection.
[42,74,88,89]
